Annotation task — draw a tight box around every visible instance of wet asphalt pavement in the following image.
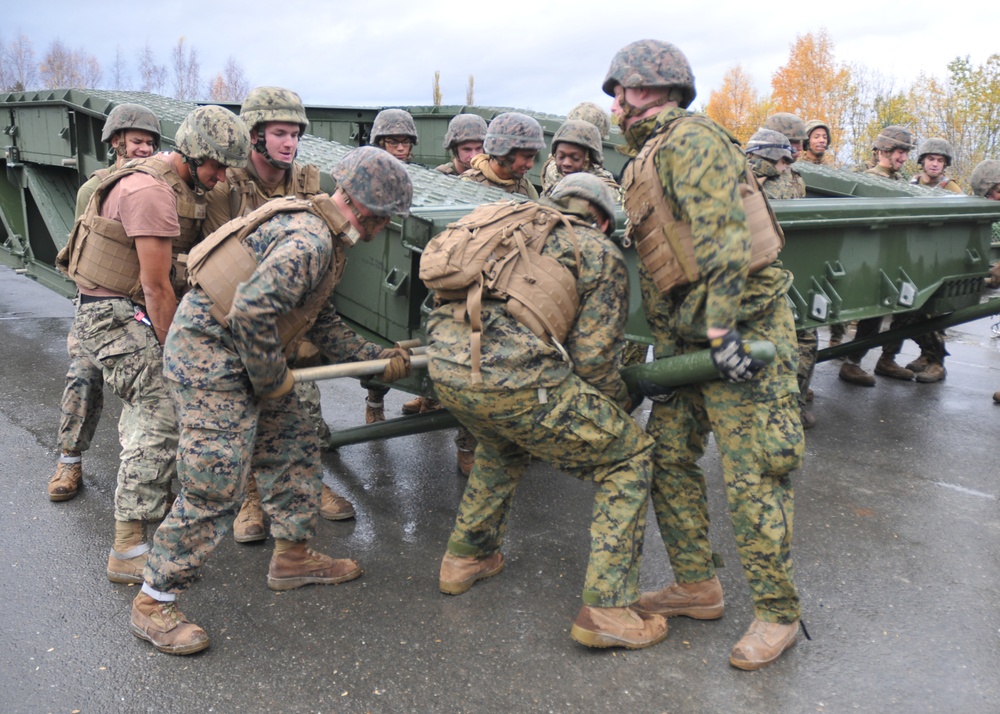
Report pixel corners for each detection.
[1,264,998,714]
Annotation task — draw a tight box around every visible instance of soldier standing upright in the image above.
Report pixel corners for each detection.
[604,39,804,670]
[130,147,413,655]
[801,119,835,166]
[910,138,963,193]
[59,106,251,583]
[49,103,160,502]
[540,119,623,202]
[460,112,543,199]
[435,113,486,176]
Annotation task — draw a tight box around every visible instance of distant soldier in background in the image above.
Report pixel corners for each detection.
[910,138,963,193]
[49,103,160,502]
[540,119,623,203]
[970,160,1000,403]
[203,86,357,540]
[801,120,835,166]
[435,113,487,176]
[763,112,807,198]
[460,112,543,199]
[568,101,612,141]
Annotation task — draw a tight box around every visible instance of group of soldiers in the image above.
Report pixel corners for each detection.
[45,37,1000,670]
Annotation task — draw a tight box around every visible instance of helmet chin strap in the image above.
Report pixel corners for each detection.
[182,155,211,193]
[614,86,669,123]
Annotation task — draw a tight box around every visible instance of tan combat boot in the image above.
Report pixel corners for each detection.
[48,453,83,501]
[319,484,355,520]
[839,361,876,387]
[993,391,1000,404]
[874,355,915,381]
[905,354,930,373]
[915,363,946,383]
[570,605,669,649]
[130,593,210,655]
[729,619,799,670]
[439,552,505,595]
[267,540,363,591]
[401,396,440,415]
[108,520,149,584]
[234,475,266,543]
[456,449,475,477]
[633,575,725,620]
[365,389,385,424]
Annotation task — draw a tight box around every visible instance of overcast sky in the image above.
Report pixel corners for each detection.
[6,1,993,116]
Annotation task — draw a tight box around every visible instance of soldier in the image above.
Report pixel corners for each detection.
[746,128,817,428]
[364,108,420,424]
[910,138,963,193]
[424,173,667,649]
[435,113,487,176]
[59,106,250,583]
[203,87,356,539]
[568,101,612,140]
[840,126,923,386]
[460,112,543,199]
[130,147,413,655]
[604,40,804,670]
[969,159,1000,403]
[802,119,835,166]
[763,112,807,198]
[49,103,160,502]
[540,119,623,202]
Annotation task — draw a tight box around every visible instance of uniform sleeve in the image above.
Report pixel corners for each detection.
[656,122,751,332]
[308,298,383,364]
[227,217,333,396]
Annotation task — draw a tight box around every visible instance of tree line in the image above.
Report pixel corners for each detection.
[702,29,1000,190]
[0,34,250,102]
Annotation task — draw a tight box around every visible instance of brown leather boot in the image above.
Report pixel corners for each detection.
[905,354,930,373]
[874,355,915,381]
[130,593,209,655]
[799,407,816,430]
[633,575,725,619]
[401,396,440,415]
[108,520,149,584]
[915,363,946,383]
[839,361,876,387]
[319,484,355,520]
[439,552,505,595]
[48,454,82,501]
[570,606,669,649]
[994,391,1000,404]
[729,619,799,670]
[456,449,475,477]
[365,389,385,424]
[234,475,265,543]
[267,540,363,591]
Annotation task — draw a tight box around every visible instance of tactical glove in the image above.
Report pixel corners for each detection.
[635,379,675,403]
[378,347,411,383]
[709,329,765,382]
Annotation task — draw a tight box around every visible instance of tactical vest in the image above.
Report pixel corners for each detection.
[225,162,322,219]
[419,201,582,383]
[622,115,784,295]
[186,194,349,357]
[60,158,206,304]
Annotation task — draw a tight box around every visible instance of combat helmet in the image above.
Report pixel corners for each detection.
[330,146,412,217]
[552,120,604,166]
[483,112,545,157]
[443,113,487,151]
[917,137,955,167]
[969,159,1000,198]
[872,125,914,152]
[175,106,251,191]
[746,128,793,163]
[546,172,618,234]
[102,103,161,149]
[371,109,418,146]
[764,113,807,143]
[568,101,611,139]
[805,119,831,145]
[602,39,696,109]
[240,86,309,170]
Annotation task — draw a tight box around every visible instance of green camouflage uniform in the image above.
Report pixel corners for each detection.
[540,155,625,204]
[427,218,654,607]
[623,108,803,624]
[910,173,963,193]
[147,209,383,594]
[460,156,539,199]
[435,161,460,176]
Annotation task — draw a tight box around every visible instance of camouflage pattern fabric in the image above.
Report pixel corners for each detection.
[460,156,539,199]
[865,164,905,181]
[910,173,964,194]
[623,109,803,624]
[57,311,104,454]
[75,298,177,522]
[881,314,948,364]
[796,328,818,408]
[539,156,625,204]
[749,157,802,201]
[435,161,459,176]
[296,381,332,443]
[434,374,652,607]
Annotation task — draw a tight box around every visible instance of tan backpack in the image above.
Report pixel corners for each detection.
[419,200,582,384]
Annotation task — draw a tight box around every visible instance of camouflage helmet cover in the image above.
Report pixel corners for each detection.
[174,105,251,168]
[240,86,309,132]
[602,39,696,109]
[746,128,793,163]
[552,119,604,165]
[917,137,955,166]
[483,112,545,157]
[804,119,831,144]
[371,108,418,145]
[567,101,611,139]
[547,172,618,231]
[969,159,1000,197]
[330,146,412,217]
[101,103,161,146]
[442,113,487,150]
[873,125,914,152]
[764,112,807,142]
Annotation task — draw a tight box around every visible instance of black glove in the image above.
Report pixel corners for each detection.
[635,379,675,403]
[709,329,765,382]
